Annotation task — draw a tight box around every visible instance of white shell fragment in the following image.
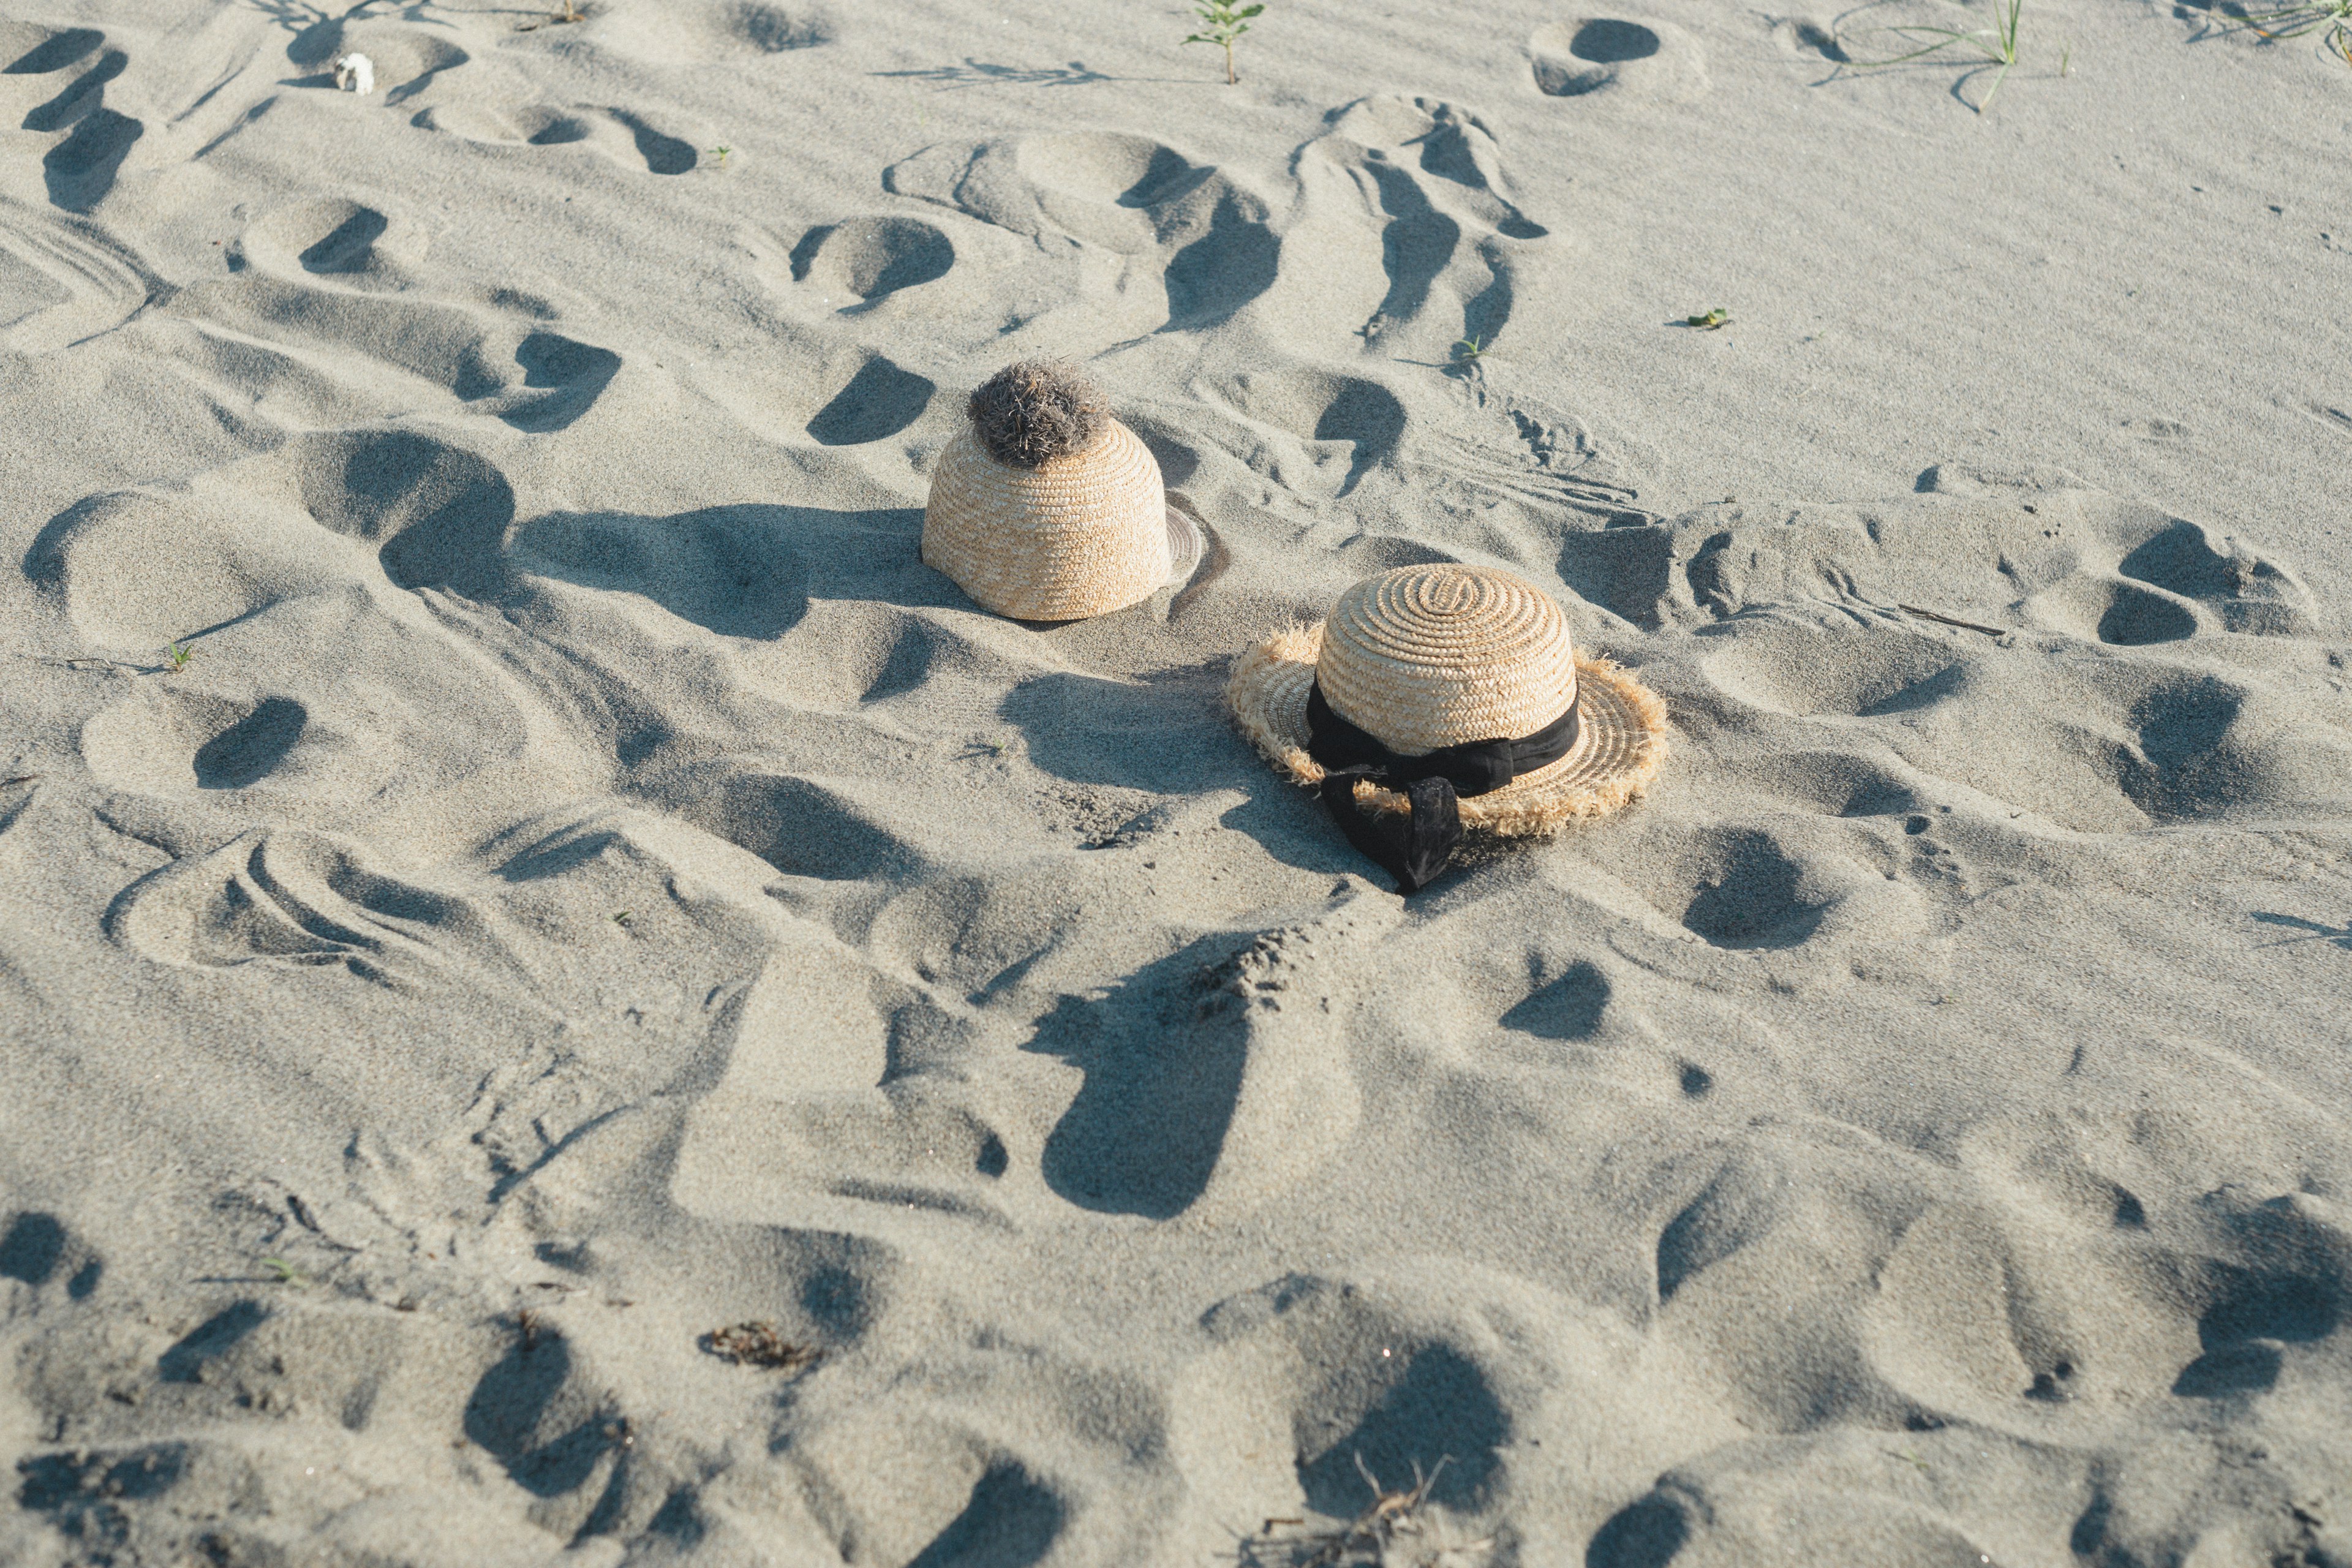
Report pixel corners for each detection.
[333,53,375,94]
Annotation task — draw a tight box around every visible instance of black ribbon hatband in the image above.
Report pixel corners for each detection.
[1305,681,1579,894]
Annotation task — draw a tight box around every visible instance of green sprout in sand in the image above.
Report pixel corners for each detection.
[1453,335,1488,362]
[706,146,731,168]
[262,1257,306,1287]
[163,641,193,673]
[1684,307,1730,330]
[1185,0,1266,85]
[1848,0,2026,110]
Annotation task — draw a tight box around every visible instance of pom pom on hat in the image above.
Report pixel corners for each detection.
[967,360,1111,469]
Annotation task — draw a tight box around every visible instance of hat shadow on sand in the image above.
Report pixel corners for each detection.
[506,502,957,637]
[1021,930,1266,1219]
[997,664,1371,881]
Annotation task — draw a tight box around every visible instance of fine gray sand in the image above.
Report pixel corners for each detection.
[4,0,2351,1562]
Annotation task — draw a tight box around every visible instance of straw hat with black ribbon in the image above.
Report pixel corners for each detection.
[1226,563,1668,892]
[924,360,1202,621]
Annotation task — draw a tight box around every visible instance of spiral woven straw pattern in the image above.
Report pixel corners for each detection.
[1317,565,1581,750]
[1224,567,1669,836]
[923,419,1167,620]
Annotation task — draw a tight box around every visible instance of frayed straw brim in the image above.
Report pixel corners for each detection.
[1224,622,1668,835]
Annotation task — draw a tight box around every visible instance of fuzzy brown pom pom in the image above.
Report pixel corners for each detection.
[967,360,1111,467]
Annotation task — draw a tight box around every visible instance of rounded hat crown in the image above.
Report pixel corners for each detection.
[922,420,1167,621]
[1315,564,1578,752]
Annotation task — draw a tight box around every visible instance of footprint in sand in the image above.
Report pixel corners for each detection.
[171,205,623,429]
[1528,15,1711,102]
[413,101,702,173]
[886,130,1280,336]
[1279,95,1550,363]
[1,21,142,212]
[787,216,957,312]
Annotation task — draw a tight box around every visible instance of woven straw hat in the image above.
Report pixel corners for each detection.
[924,413,1199,622]
[1226,563,1667,836]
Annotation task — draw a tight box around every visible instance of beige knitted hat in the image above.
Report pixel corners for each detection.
[923,361,1199,621]
[1226,564,1667,850]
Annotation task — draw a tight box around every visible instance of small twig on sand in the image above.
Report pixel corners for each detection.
[1239,1455,1483,1567]
[1899,603,2011,638]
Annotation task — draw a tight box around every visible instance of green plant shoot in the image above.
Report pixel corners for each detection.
[1686,307,1730,330]
[1847,0,2026,111]
[1453,336,1487,360]
[164,641,192,672]
[1185,0,1266,85]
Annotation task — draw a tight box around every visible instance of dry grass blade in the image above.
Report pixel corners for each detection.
[1235,1456,1483,1567]
[701,1321,821,1371]
[2207,0,2352,65]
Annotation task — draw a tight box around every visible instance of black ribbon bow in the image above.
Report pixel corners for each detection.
[1306,682,1579,894]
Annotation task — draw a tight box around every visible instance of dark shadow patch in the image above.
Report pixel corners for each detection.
[2249,910,2352,951]
[1363,162,1461,342]
[158,1300,268,1382]
[1588,1492,1691,1568]
[297,205,387,274]
[499,828,622,883]
[2120,675,2244,820]
[1413,117,1546,238]
[1499,962,1609,1039]
[1122,416,1200,487]
[1161,191,1280,331]
[806,356,934,445]
[508,506,807,636]
[193,698,306,790]
[43,107,141,212]
[2172,1340,2281,1397]
[0,1212,66,1286]
[7,29,104,74]
[801,1264,876,1337]
[859,625,936,703]
[1001,666,1238,794]
[1025,935,1256,1219]
[1296,1344,1507,1517]
[503,331,620,432]
[1679,832,1823,949]
[1856,663,1967,717]
[2097,582,2198,646]
[684,772,917,880]
[1657,1159,1782,1300]
[646,1487,707,1546]
[1572,19,1661,61]
[735,4,834,50]
[2171,1261,2339,1398]
[22,48,124,132]
[790,216,954,304]
[293,429,517,598]
[610,109,696,173]
[528,115,592,145]
[2119,519,2236,601]
[285,17,344,66]
[1679,1063,1712,1098]
[1313,379,1408,498]
[907,1463,1064,1568]
[1558,526,1676,627]
[462,1329,612,1496]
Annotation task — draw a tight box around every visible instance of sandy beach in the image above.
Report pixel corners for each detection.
[3,0,2351,1561]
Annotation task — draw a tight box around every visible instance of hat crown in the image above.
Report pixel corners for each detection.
[922,420,1167,620]
[1316,565,1578,752]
